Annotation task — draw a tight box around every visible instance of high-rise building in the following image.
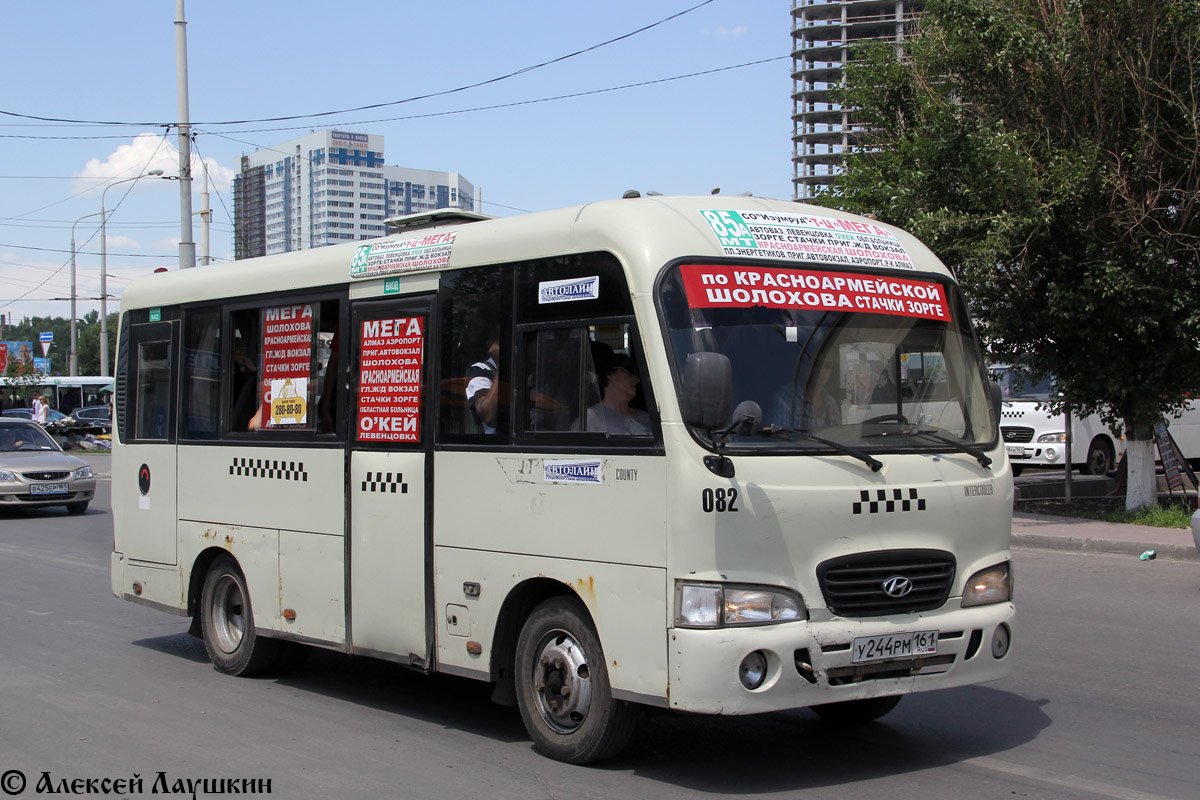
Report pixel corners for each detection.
[791,0,924,200]
[232,130,475,260]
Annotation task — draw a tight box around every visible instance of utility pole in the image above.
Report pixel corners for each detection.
[69,210,106,376]
[197,161,211,265]
[175,0,196,269]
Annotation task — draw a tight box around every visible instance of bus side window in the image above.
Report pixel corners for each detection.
[522,326,601,433]
[521,322,655,440]
[135,339,172,440]
[438,265,514,441]
[182,307,221,440]
[229,309,262,432]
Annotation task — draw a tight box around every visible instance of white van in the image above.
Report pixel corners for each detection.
[990,365,1124,476]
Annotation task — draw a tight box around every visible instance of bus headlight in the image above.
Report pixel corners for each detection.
[961,563,1013,607]
[1037,432,1066,443]
[675,582,806,628]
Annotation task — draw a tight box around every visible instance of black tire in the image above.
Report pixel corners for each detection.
[65,501,89,514]
[200,554,281,676]
[1082,438,1115,476]
[514,596,638,764]
[811,695,901,723]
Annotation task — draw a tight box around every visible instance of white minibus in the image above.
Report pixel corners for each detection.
[111,195,1014,763]
[989,365,1126,476]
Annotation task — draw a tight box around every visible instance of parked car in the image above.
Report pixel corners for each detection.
[3,407,70,424]
[70,406,111,425]
[0,419,96,513]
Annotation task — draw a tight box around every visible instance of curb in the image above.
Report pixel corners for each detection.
[1012,532,1200,561]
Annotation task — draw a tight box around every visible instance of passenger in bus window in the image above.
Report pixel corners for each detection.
[770,360,842,431]
[804,360,842,429]
[585,353,651,436]
[466,338,501,434]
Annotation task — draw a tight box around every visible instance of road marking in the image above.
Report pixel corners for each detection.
[964,756,1179,800]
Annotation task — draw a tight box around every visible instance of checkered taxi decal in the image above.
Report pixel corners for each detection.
[229,458,308,482]
[853,488,926,514]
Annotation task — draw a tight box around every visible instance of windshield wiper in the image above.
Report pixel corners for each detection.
[866,427,992,469]
[912,429,992,468]
[757,425,883,472]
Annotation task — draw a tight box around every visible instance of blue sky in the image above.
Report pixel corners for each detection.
[0,0,793,323]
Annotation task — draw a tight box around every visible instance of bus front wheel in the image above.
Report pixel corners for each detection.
[1082,438,1115,476]
[514,597,638,764]
[200,554,281,677]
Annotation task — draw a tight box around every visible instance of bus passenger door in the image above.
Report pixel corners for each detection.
[348,298,433,666]
[116,319,180,566]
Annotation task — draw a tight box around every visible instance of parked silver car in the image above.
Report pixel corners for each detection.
[0,419,96,513]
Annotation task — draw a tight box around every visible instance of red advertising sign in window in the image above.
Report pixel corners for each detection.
[261,304,314,428]
[357,316,424,442]
[680,264,951,322]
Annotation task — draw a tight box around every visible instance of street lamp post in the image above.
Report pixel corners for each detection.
[69,210,106,377]
[98,170,164,376]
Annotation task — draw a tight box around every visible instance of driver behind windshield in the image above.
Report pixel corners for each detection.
[0,425,49,451]
[769,358,842,432]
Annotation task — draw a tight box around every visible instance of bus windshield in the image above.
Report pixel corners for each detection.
[659,262,995,453]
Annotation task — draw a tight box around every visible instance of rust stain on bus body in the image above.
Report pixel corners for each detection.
[575,576,595,604]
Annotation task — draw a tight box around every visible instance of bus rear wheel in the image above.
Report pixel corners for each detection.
[810,695,902,723]
[514,597,638,764]
[200,554,281,677]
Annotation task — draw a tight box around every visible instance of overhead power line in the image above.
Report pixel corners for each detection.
[0,1,715,128]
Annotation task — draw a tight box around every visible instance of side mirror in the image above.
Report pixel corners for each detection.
[989,380,1003,426]
[681,351,733,432]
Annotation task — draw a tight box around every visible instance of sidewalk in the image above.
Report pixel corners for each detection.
[1012,511,1199,561]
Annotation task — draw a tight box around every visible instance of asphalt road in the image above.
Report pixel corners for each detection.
[1,458,1198,799]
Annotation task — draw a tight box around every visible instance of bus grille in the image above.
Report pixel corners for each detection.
[817,550,955,617]
[1000,426,1034,443]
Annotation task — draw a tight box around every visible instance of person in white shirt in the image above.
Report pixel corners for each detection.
[34,394,50,425]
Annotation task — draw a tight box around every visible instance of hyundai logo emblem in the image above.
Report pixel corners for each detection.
[1004,430,1018,440]
[881,576,914,598]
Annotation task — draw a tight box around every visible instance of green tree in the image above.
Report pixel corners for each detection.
[820,0,1200,510]
[3,350,40,403]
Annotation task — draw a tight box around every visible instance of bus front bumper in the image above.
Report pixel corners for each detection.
[666,602,1014,714]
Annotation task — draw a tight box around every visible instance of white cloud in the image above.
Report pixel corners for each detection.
[74,133,237,193]
[104,234,141,250]
[714,26,749,37]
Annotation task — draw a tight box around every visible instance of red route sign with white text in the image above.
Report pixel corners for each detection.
[357,316,424,442]
[680,264,951,321]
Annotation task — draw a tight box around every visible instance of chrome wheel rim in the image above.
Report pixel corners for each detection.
[210,574,246,655]
[530,628,593,734]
